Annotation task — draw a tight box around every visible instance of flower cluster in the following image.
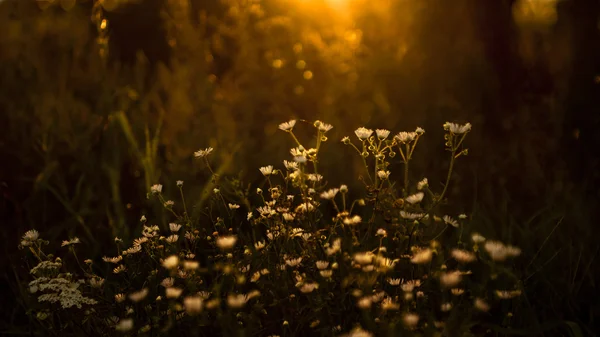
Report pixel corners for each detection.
[20,120,522,336]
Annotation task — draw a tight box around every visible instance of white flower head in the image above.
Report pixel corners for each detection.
[405,192,424,204]
[320,188,339,200]
[129,288,149,302]
[61,237,80,247]
[176,180,184,187]
[279,119,297,132]
[395,131,417,143]
[402,313,419,328]
[443,215,459,228]
[162,255,179,269]
[259,165,274,176]
[184,296,204,315]
[169,223,182,232]
[354,127,373,140]
[194,147,214,158]
[23,230,39,242]
[417,178,428,190]
[216,236,237,250]
[411,248,433,264]
[115,318,134,332]
[314,120,333,133]
[376,129,391,139]
[166,287,183,299]
[451,249,476,263]
[377,170,390,180]
[443,122,472,134]
[150,184,163,194]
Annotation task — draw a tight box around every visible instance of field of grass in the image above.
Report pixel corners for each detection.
[1,0,599,336]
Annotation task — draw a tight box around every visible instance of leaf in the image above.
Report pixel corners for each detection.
[563,321,583,337]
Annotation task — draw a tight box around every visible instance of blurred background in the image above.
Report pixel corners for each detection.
[0,0,598,335]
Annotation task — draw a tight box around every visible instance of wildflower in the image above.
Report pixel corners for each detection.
[402,313,419,328]
[495,289,522,299]
[140,215,147,222]
[129,288,149,302]
[228,203,240,210]
[474,297,490,311]
[60,237,80,247]
[443,122,472,134]
[451,288,465,296]
[285,257,302,267]
[405,192,424,204]
[339,326,374,337]
[395,131,417,143]
[340,184,348,193]
[343,215,362,226]
[417,178,428,190]
[133,237,148,246]
[183,261,199,270]
[176,180,184,187]
[259,165,274,176]
[283,160,298,170]
[282,212,295,221]
[226,294,248,308]
[357,297,372,309]
[299,282,319,293]
[213,188,220,194]
[376,228,387,237]
[216,236,237,250]
[451,249,476,263]
[458,213,467,219]
[341,136,351,144]
[166,235,179,243]
[315,120,333,132]
[316,261,329,270]
[166,287,183,299]
[86,276,103,288]
[247,212,253,220]
[471,232,486,243]
[415,127,425,135]
[440,271,462,288]
[23,229,40,242]
[441,302,453,312]
[161,277,175,288]
[484,241,521,261]
[169,223,182,232]
[377,170,390,180]
[443,215,459,227]
[194,147,213,158]
[308,173,323,182]
[115,293,126,303]
[320,188,339,200]
[387,278,401,286]
[184,296,204,315]
[376,129,391,139]
[162,255,179,269]
[115,318,134,332]
[354,127,373,140]
[113,265,126,274]
[278,120,296,132]
[254,241,265,250]
[353,252,374,265]
[164,200,175,208]
[293,153,307,163]
[411,248,433,264]
[320,270,333,278]
[150,184,162,194]
[400,211,426,220]
[381,297,399,310]
[401,279,421,292]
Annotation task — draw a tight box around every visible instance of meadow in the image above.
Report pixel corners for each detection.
[1,0,598,336]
